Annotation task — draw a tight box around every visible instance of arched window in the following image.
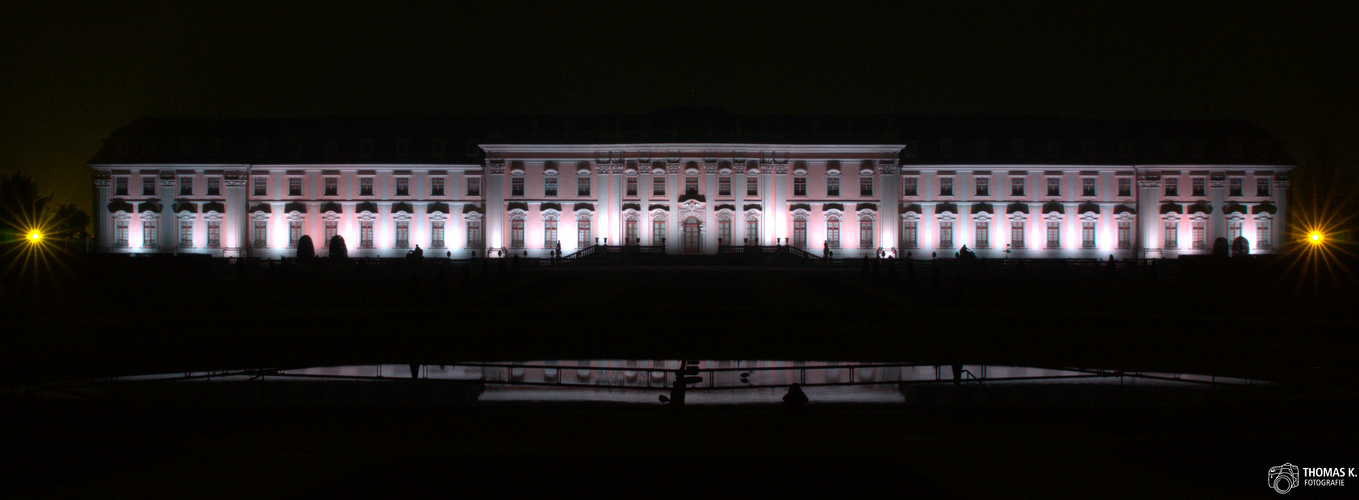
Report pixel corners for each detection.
[651,213,666,246]
[577,214,592,248]
[543,213,558,248]
[717,214,732,246]
[625,212,639,245]
[510,213,525,249]
[745,214,759,245]
[826,215,840,249]
[858,215,873,249]
[793,215,808,248]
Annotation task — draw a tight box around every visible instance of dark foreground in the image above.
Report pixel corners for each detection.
[3,255,1357,498]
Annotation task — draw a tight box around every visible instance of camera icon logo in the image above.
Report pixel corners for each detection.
[1269,463,1300,494]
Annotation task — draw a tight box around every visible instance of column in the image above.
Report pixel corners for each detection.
[639,158,651,245]
[1274,174,1290,251]
[485,158,506,253]
[1135,171,1161,257]
[159,173,176,252]
[1209,174,1226,249]
[734,161,746,245]
[704,159,718,251]
[760,161,773,245]
[879,159,900,253]
[773,160,788,244]
[224,172,248,257]
[611,162,624,245]
[667,159,680,252]
[596,160,610,246]
[93,174,112,250]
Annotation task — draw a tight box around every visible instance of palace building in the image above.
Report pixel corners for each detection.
[87,108,1294,259]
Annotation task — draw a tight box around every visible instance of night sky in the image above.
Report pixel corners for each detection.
[3,2,1356,216]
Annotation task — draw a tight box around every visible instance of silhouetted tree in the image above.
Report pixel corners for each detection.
[1231,236,1250,258]
[1212,237,1230,258]
[296,234,315,260]
[328,235,348,259]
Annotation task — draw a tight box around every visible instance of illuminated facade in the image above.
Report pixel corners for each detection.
[88,112,1294,258]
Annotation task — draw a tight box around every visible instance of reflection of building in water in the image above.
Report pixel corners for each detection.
[88,110,1294,259]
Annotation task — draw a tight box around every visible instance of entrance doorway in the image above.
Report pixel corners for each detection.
[683,217,701,254]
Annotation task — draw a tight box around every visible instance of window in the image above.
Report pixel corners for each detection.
[717,215,731,245]
[975,178,989,197]
[1192,220,1206,249]
[544,218,557,247]
[1256,220,1271,249]
[143,177,157,196]
[793,176,806,196]
[745,215,758,244]
[1228,219,1242,241]
[1082,221,1095,248]
[903,177,917,196]
[1256,178,1270,197]
[578,177,591,197]
[466,219,482,248]
[467,177,482,197]
[1011,220,1025,249]
[654,177,666,196]
[254,177,268,196]
[624,176,635,197]
[395,220,410,248]
[1118,178,1131,197]
[115,177,129,196]
[510,176,523,197]
[289,219,303,248]
[430,220,444,248]
[746,176,758,196]
[1191,178,1204,197]
[360,178,374,196]
[324,177,338,196]
[827,177,840,197]
[1229,178,1242,197]
[396,177,410,197]
[252,220,267,248]
[179,219,193,247]
[142,217,158,248]
[288,177,302,196]
[718,176,731,196]
[793,217,807,248]
[360,220,374,248]
[1164,221,1178,249]
[577,217,591,247]
[1047,178,1061,197]
[654,217,667,245]
[1165,178,1178,197]
[685,176,698,194]
[206,220,220,248]
[179,177,193,196]
[939,220,953,248]
[1046,221,1060,248]
[1011,178,1025,197]
[431,177,445,196]
[509,218,523,248]
[902,220,918,249]
[939,177,954,196]
[1118,221,1131,249]
[975,221,989,249]
[116,219,129,247]
[860,175,873,196]
[626,216,638,244]
[858,216,873,248]
[1082,178,1096,197]
[826,216,840,249]
[324,220,337,245]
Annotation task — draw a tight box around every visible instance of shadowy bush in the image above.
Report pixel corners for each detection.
[296,235,315,261]
[1212,237,1230,258]
[328,235,348,260]
[1231,236,1250,258]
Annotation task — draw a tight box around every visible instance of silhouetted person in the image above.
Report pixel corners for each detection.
[783,383,809,410]
[952,363,964,385]
[414,245,423,258]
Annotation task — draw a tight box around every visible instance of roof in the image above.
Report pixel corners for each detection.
[87,108,1295,167]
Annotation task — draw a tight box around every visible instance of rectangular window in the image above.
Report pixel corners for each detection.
[902,220,918,249]
[115,177,129,196]
[939,220,953,248]
[324,177,338,196]
[289,219,302,248]
[860,176,873,196]
[431,220,445,248]
[360,178,374,196]
[1082,178,1096,197]
[254,177,268,197]
[1011,178,1025,197]
[655,218,667,246]
[1192,220,1206,249]
[1118,221,1131,249]
[1229,178,1242,197]
[1164,221,1178,249]
[360,220,374,248]
[252,220,267,248]
[718,176,731,196]
[545,176,559,197]
[826,218,840,249]
[1228,220,1242,241]
[1046,221,1060,248]
[745,217,758,245]
[544,219,557,247]
[624,177,635,197]
[1191,178,1204,197]
[578,177,591,197]
[1047,178,1061,197]
[827,177,840,197]
[577,219,591,248]
[396,177,410,197]
[467,220,482,248]
[179,177,193,196]
[510,176,523,197]
[793,176,806,196]
[206,220,220,248]
[116,219,130,247]
[143,178,157,196]
[903,177,917,196]
[939,177,954,197]
[746,176,758,196]
[1082,221,1095,248]
[289,177,302,197]
[1256,178,1270,197]
[793,218,807,248]
[179,219,193,247]
[858,218,873,248]
[1256,220,1271,249]
[1011,220,1025,248]
[685,176,698,194]
[1118,178,1131,197]
[975,221,989,249]
[509,219,523,248]
[654,177,666,196]
[625,218,639,244]
[143,218,158,248]
[324,220,337,245]
[975,178,989,197]
[1165,178,1178,197]
[467,177,482,197]
[431,177,445,196]
[395,220,410,248]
